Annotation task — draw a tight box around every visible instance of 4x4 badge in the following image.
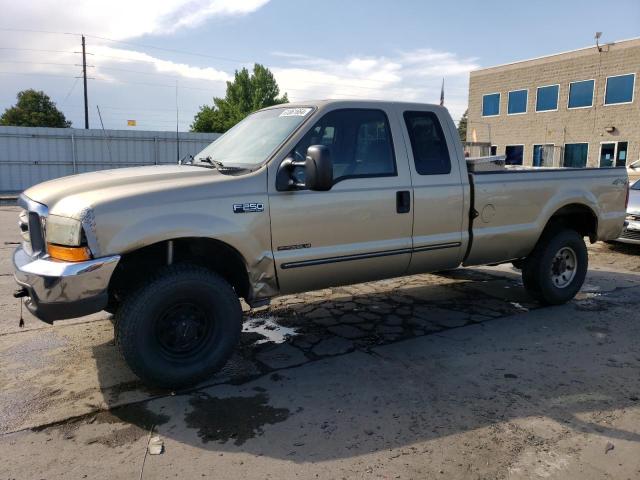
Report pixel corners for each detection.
[233,203,264,213]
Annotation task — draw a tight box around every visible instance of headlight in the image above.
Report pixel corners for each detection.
[45,215,92,262]
[46,214,83,246]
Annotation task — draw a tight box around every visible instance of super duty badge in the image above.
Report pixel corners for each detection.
[233,202,264,213]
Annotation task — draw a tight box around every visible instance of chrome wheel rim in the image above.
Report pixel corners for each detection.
[550,247,577,289]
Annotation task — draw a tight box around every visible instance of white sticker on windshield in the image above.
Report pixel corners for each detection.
[280,108,312,117]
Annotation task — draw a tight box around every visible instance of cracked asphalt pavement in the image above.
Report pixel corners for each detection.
[0,205,639,479]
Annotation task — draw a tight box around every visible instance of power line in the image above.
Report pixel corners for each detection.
[0,28,427,88]
[86,34,252,65]
[0,60,77,68]
[61,75,81,104]
[0,59,464,94]
[0,70,75,78]
[0,27,78,36]
[0,47,76,55]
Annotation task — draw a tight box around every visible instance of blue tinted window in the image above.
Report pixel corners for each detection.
[536,85,559,111]
[482,93,500,116]
[568,80,594,108]
[505,145,524,165]
[605,74,635,104]
[508,90,527,114]
[533,144,554,166]
[564,143,588,168]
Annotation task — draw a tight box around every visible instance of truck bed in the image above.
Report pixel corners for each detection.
[463,166,628,266]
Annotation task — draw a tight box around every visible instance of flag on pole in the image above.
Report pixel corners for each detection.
[440,78,445,106]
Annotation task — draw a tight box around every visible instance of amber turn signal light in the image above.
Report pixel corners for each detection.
[47,244,92,262]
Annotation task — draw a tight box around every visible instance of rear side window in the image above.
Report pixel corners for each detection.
[403,111,451,175]
[293,109,396,181]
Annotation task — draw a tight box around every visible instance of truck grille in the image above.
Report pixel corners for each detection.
[17,199,47,257]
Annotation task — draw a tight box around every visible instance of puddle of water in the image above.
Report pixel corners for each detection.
[581,284,602,293]
[243,316,298,344]
[510,302,529,312]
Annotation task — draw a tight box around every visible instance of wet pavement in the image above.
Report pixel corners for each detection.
[1,206,639,479]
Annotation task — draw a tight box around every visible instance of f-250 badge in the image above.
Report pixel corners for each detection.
[233,202,264,213]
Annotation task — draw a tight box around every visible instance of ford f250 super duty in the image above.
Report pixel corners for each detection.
[13,100,629,388]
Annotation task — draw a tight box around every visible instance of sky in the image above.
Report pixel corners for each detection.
[0,0,638,131]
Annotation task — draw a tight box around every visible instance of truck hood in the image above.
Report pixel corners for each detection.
[23,165,225,216]
[22,163,268,258]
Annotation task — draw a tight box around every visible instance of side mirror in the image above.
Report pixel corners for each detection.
[276,145,333,191]
[305,145,333,191]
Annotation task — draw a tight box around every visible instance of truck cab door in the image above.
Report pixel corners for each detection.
[268,107,413,294]
[397,106,467,274]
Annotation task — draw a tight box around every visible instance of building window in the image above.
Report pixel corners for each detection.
[599,141,628,167]
[490,145,497,156]
[482,93,500,116]
[536,85,559,112]
[505,145,524,165]
[568,80,595,109]
[604,74,635,105]
[533,144,555,167]
[563,143,589,168]
[508,89,528,114]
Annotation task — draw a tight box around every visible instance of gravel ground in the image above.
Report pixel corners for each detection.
[0,205,639,479]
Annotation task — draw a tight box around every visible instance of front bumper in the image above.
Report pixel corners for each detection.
[13,247,120,323]
[614,220,640,245]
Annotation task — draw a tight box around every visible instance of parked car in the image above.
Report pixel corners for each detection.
[614,179,640,245]
[628,159,640,184]
[13,100,629,388]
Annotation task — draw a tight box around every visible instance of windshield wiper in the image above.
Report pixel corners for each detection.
[193,156,217,169]
[197,156,248,173]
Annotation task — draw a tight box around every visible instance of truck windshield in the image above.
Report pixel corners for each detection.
[195,107,313,169]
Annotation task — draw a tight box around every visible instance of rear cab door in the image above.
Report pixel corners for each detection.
[393,104,468,274]
[267,102,414,294]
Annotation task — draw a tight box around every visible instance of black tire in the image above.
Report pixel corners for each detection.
[115,264,242,389]
[521,228,588,305]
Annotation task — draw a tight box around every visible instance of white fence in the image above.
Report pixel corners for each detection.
[0,126,220,192]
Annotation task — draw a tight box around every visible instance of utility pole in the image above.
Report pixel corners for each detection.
[176,80,180,162]
[82,35,89,129]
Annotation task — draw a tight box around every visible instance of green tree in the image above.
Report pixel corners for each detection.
[457,108,468,143]
[0,89,71,128]
[191,64,288,133]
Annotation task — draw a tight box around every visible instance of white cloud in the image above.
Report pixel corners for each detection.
[0,1,475,128]
[1,0,271,40]
[0,0,257,99]
[271,50,478,121]
[90,45,231,83]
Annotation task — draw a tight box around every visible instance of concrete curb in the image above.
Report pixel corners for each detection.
[0,194,19,206]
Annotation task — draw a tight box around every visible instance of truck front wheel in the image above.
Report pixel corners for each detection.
[115,264,242,389]
[521,228,588,305]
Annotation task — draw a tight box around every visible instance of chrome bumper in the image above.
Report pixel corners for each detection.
[13,247,120,323]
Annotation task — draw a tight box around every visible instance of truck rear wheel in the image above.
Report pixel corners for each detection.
[521,228,588,305]
[115,264,242,389]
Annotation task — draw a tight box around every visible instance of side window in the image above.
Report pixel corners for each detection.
[403,111,451,175]
[293,109,396,181]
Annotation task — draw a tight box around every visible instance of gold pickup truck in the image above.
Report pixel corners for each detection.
[13,100,629,388]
